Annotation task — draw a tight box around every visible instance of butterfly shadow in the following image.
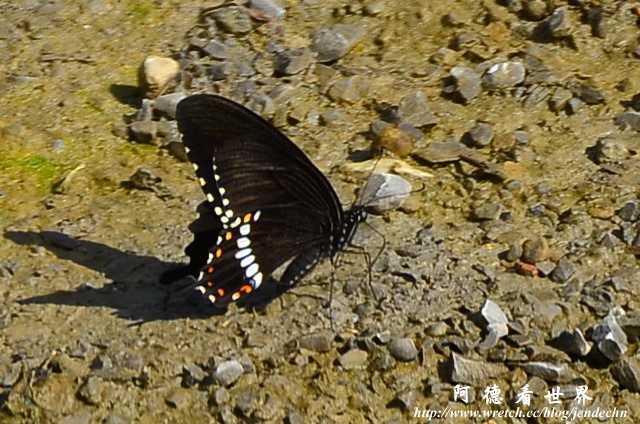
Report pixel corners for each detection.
[2,230,240,323]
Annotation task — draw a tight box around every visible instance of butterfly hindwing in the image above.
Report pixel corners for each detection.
[174,94,350,304]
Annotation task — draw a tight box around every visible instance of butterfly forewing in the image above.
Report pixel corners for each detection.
[175,94,352,304]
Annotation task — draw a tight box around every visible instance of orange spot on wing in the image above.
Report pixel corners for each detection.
[239,284,252,294]
[208,266,215,273]
[206,281,214,287]
[225,231,232,241]
[217,288,225,297]
[215,248,222,258]
[243,213,252,223]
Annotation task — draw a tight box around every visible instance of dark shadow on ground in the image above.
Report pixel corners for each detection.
[4,231,281,323]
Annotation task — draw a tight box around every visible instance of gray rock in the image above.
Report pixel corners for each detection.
[214,360,244,386]
[566,97,582,114]
[299,331,333,353]
[615,112,640,131]
[535,7,569,39]
[548,87,572,112]
[129,120,157,144]
[482,61,526,89]
[480,299,508,327]
[551,328,591,356]
[450,66,482,102]
[361,173,411,213]
[153,93,186,119]
[617,201,639,222]
[520,361,573,382]
[447,352,508,385]
[339,349,368,370]
[591,315,628,361]
[612,358,640,392]
[550,259,575,283]
[388,338,418,362]
[203,40,228,59]
[587,136,630,165]
[477,300,509,349]
[165,388,190,409]
[514,130,529,144]
[471,202,503,221]
[567,80,605,105]
[504,243,523,262]
[320,109,343,126]
[521,237,549,264]
[467,122,494,147]
[209,62,233,80]
[416,140,471,163]
[397,91,437,127]
[523,84,551,108]
[273,47,312,76]
[371,352,395,371]
[212,6,253,34]
[182,363,206,387]
[311,24,363,62]
[327,76,369,103]
[393,389,418,411]
[248,0,286,20]
[77,376,104,406]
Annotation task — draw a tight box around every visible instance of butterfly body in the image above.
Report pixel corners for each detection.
[166,94,366,306]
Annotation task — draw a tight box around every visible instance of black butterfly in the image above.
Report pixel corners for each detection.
[162,94,367,306]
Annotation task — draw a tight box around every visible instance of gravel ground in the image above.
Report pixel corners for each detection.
[3,1,640,423]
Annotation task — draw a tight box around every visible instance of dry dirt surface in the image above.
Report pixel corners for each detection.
[3,1,640,423]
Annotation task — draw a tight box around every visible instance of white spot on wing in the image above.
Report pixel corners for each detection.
[206,193,215,202]
[198,177,206,186]
[225,209,234,218]
[237,237,250,248]
[240,224,250,236]
[245,263,259,278]
[195,285,206,294]
[254,210,262,221]
[222,198,230,206]
[234,248,252,259]
[252,272,263,288]
[240,255,255,268]
[214,206,223,216]
[229,217,241,228]
[208,295,216,303]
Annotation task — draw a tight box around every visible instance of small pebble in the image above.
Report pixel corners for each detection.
[467,122,494,147]
[213,360,244,386]
[339,349,368,370]
[311,24,363,62]
[153,93,186,119]
[138,55,179,99]
[273,47,313,76]
[482,61,526,89]
[450,66,482,102]
[299,331,333,353]
[327,76,369,104]
[212,6,253,34]
[361,172,412,213]
[248,0,286,20]
[388,338,418,362]
[129,121,157,144]
[521,237,550,264]
[376,126,415,158]
[397,91,437,127]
